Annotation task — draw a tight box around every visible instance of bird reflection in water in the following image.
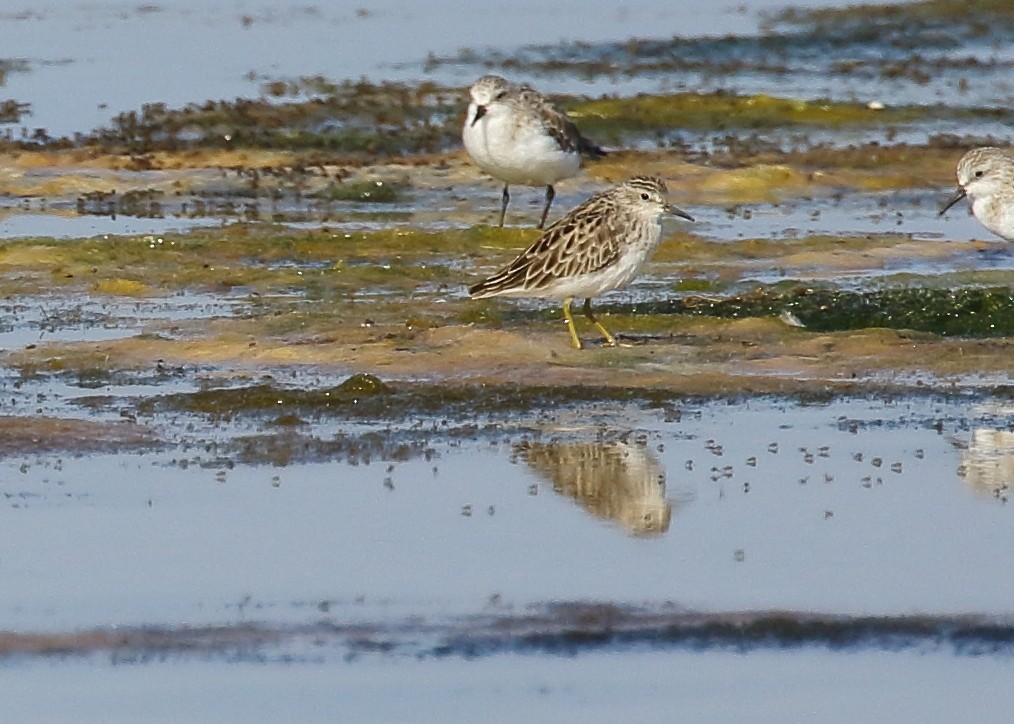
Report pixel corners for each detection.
[516,439,672,535]
[958,429,1014,502]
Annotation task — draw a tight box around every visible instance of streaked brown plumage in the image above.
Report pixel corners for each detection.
[469,176,693,349]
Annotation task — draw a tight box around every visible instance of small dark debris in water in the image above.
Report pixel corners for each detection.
[0,99,31,124]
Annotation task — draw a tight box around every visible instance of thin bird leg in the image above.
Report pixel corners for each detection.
[583,298,617,347]
[538,185,555,229]
[562,297,583,350]
[498,184,510,227]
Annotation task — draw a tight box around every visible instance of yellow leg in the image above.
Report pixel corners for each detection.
[562,297,583,350]
[583,298,617,346]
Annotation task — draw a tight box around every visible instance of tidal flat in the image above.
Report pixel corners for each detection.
[1,0,1014,721]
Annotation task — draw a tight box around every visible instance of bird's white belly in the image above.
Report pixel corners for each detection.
[974,196,1014,241]
[543,250,649,299]
[463,115,581,186]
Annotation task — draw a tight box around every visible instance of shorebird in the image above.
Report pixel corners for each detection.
[462,75,606,229]
[939,146,1014,241]
[469,176,694,349]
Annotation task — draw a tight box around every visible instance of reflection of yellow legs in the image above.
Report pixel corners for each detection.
[562,297,618,350]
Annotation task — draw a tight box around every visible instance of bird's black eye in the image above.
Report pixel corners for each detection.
[640,193,650,200]
[974,170,984,178]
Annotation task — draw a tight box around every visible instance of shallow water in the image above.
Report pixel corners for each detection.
[1,0,1006,243]
[0,292,246,347]
[2,390,1014,721]
[1,394,1011,633]
[5,647,1014,724]
[1,0,915,138]
[0,209,223,240]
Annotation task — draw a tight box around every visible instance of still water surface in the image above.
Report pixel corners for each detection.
[2,395,1010,632]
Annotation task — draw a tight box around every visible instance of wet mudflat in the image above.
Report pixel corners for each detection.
[2,0,1014,721]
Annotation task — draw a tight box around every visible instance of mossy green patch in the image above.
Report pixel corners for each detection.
[458,304,504,326]
[593,287,1014,338]
[135,378,690,422]
[93,278,151,296]
[572,93,916,138]
[0,226,539,300]
[134,373,390,419]
[335,372,390,398]
[672,278,715,293]
[322,180,405,203]
[657,233,910,265]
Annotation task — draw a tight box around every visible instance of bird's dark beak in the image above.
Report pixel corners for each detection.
[470,105,487,126]
[670,205,694,222]
[939,186,967,217]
